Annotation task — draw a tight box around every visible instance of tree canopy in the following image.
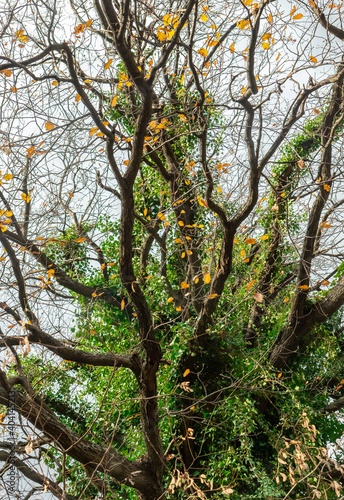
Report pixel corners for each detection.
[1,0,344,498]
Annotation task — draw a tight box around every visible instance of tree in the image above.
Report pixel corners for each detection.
[1,0,344,498]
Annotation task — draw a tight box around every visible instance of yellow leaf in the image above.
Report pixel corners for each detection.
[200,13,208,21]
[75,93,81,102]
[10,86,17,93]
[203,273,211,284]
[309,55,317,63]
[229,42,235,53]
[260,234,269,240]
[104,59,113,70]
[197,195,208,208]
[96,132,104,137]
[181,252,186,258]
[52,81,59,86]
[167,297,174,303]
[237,19,250,29]
[178,220,184,226]
[268,13,273,22]
[101,263,105,270]
[234,238,238,243]
[176,306,182,311]
[178,114,187,122]
[262,42,270,50]
[245,238,256,244]
[293,13,303,19]
[277,372,282,378]
[262,33,271,41]
[183,369,190,377]
[3,174,12,180]
[197,48,208,57]
[111,95,118,107]
[181,281,189,289]
[246,279,255,291]
[290,5,296,16]
[209,293,218,299]
[89,127,98,136]
[157,28,168,42]
[45,121,55,131]
[323,184,331,191]
[143,208,148,216]
[121,299,125,310]
[186,250,192,255]
[21,193,31,203]
[163,14,172,26]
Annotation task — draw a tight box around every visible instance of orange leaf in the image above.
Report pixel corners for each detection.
[321,280,330,286]
[111,95,118,107]
[167,297,174,303]
[323,184,331,191]
[183,369,190,377]
[246,279,255,291]
[293,13,303,19]
[321,222,332,228]
[0,69,12,77]
[121,299,125,310]
[75,237,87,242]
[298,285,309,289]
[27,146,35,157]
[104,58,113,70]
[75,93,81,102]
[309,55,317,63]
[85,19,93,27]
[181,281,189,289]
[45,121,55,131]
[245,238,256,244]
[89,127,98,136]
